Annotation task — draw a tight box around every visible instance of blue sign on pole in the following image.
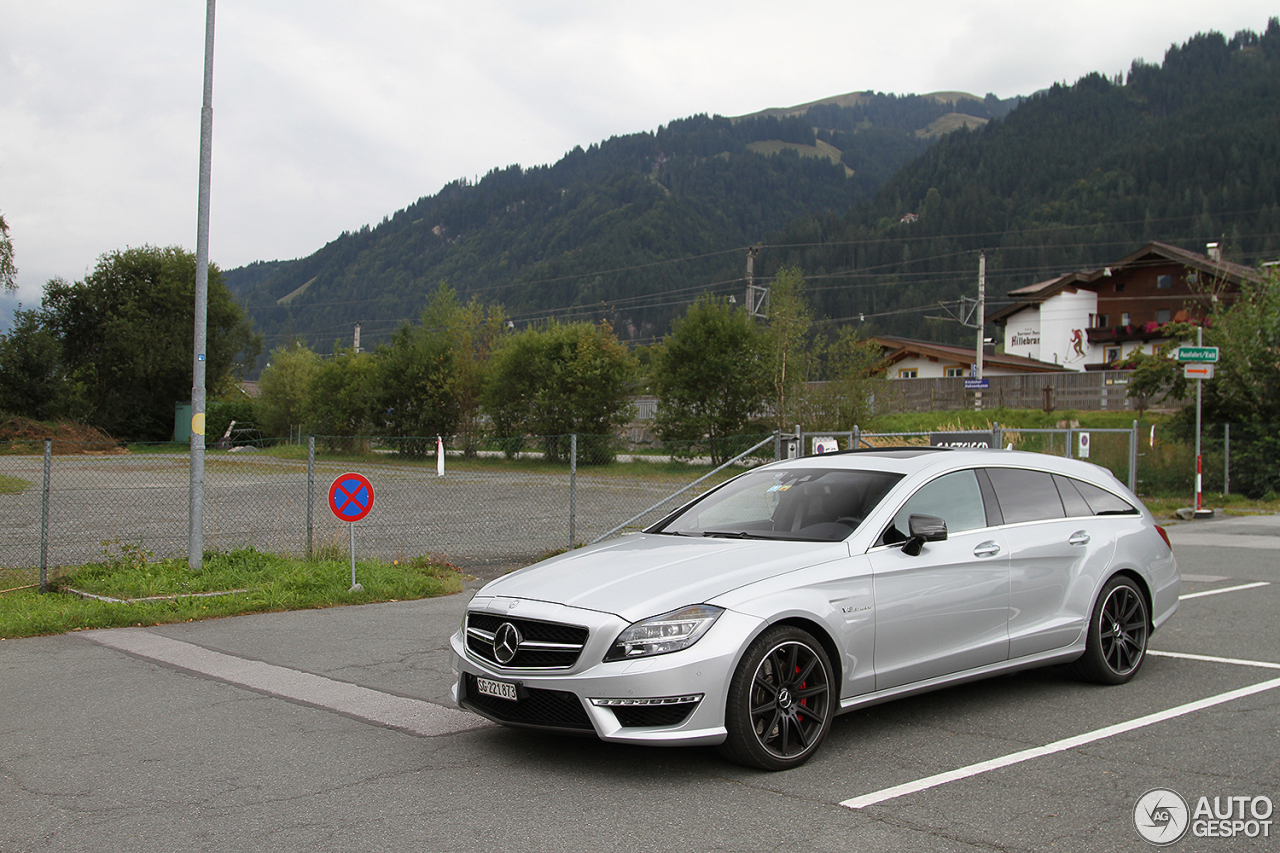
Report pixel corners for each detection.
[328,473,374,522]
[964,378,990,390]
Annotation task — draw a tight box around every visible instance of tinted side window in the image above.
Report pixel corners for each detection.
[986,468,1065,524]
[1053,474,1094,517]
[1072,479,1139,515]
[882,470,987,544]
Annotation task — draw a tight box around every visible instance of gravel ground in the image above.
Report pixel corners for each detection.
[0,451,735,575]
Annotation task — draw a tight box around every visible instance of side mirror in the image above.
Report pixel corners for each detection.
[902,513,948,556]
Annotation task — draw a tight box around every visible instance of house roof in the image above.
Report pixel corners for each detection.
[987,241,1262,326]
[868,335,1063,374]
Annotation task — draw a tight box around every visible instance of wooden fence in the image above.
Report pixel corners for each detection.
[631,371,1175,420]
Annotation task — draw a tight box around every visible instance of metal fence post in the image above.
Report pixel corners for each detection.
[39,439,51,592]
[1224,423,1230,496]
[1129,421,1139,493]
[853,425,861,450]
[307,435,315,558]
[569,433,577,548]
[992,422,1002,449]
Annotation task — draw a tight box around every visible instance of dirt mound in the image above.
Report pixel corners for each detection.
[0,416,123,454]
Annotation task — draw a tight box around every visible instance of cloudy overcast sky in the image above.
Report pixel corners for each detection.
[1,1,1275,309]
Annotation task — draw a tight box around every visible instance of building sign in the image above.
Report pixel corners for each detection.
[1010,330,1040,347]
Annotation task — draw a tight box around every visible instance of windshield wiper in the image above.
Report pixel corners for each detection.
[701,530,765,539]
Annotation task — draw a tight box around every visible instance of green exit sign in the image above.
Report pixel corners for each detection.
[1177,346,1219,363]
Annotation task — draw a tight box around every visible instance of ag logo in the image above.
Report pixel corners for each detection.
[1135,788,1190,845]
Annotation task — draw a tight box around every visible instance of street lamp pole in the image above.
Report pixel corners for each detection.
[189,0,215,571]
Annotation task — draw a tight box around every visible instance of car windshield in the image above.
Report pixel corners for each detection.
[650,467,903,542]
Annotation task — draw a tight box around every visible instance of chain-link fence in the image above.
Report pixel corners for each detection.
[3,422,1274,590]
[0,433,776,588]
[797,423,1141,493]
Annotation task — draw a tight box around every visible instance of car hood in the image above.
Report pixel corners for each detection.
[475,533,849,623]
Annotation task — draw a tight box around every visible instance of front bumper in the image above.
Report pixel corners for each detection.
[449,595,764,746]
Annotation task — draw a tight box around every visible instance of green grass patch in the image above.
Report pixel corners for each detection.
[1141,491,1280,520]
[865,408,1171,434]
[0,546,465,640]
[0,474,30,494]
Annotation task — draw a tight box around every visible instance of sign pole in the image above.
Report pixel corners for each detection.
[1194,327,1203,514]
[349,522,362,592]
[328,472,374,592]
[1176,340,1217,519]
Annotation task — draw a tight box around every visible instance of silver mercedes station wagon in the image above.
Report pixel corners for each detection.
[450,448,1179,770]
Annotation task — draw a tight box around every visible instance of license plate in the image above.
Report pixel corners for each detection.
[476,676,518,702]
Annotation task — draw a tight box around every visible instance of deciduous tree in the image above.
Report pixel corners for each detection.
[484,320,636,463]
[0,307,62,419]
[0,212,16,294]
[303,347,378,451]
[36,246,260,440]
[764,266,814,432]
[652,295,769,464]
[255,342,320,438]
[1198,270,1280,495]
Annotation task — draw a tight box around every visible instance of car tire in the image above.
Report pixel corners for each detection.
[718,625,835,771]
[1069,575,1149,685]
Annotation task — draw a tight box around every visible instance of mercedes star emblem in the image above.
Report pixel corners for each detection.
[493,622,522,665]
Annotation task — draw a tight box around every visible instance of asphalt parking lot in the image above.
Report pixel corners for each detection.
[1,514,1277,852]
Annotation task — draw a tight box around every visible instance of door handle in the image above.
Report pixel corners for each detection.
[973,541,1001,557]
[1069,531,1091,546]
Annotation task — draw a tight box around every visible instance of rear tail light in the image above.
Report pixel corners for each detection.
[1155,524,1172,551]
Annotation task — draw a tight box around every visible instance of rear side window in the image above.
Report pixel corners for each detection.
[1053,474,1094,517]
[985,468,1065,524]
[1072,479,1139,515]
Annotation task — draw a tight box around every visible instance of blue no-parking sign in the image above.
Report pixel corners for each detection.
[328,473,374,522]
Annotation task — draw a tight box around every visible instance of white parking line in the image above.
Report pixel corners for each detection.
[1179,581,1270,599]
[81,628,489,737]
[1149,650,1280,670]
[840,674,1280,809]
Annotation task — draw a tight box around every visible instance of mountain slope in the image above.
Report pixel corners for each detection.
[226,95,1010,353]
[227,22,1280,357]
[752,22,1280,345]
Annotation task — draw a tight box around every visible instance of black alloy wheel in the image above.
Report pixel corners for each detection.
[1070,575,1150,684]
[719,625,835,771]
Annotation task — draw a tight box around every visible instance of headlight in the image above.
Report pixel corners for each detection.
[604,605,723,661]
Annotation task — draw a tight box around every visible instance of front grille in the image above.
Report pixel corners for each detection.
[462,673,593,731]
[466,612,589,669]
[611,703,698,728]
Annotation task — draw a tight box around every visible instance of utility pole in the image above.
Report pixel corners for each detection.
[354,322,362,353]
[974,251,985,411]
[188,0,215,572]
[745,246,767,318]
